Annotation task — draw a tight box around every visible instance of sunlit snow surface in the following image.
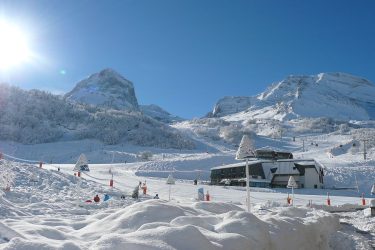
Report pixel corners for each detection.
[0,160,374,249]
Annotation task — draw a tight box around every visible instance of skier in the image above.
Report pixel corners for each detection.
[194,179,197,185]
[93,194,100,203]
[104,194,110,201]
[153,194,159,199]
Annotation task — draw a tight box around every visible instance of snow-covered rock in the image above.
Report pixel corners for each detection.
[140,104,184,123]
[65,68,139,110]
[209,72,375,121]
[210,96,252,117]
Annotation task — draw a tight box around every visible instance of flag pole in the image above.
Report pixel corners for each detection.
[246,158,250,212]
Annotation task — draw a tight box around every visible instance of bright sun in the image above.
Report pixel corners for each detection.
[0,21,31,70]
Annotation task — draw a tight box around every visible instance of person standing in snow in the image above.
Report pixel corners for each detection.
[93,194,100,203]
[154,194,159,199]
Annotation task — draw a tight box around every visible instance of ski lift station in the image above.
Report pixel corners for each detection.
[210,149,324,189]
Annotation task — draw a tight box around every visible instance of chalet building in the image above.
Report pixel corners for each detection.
[210,149,324,189]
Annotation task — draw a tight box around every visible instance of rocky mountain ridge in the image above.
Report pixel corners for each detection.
[209,72,375,121]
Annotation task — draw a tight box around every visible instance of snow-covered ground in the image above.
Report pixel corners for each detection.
[1,114,375,249]
[0,159,374,249]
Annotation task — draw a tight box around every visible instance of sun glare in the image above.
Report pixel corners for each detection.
[0,21,31,70]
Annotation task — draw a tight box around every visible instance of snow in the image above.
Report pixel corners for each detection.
[1,70,375,248]
[140,104,184,123]
[65,68,139,110]
[0,158,374,249]
[208,72,375,121]
[0,85,194,148]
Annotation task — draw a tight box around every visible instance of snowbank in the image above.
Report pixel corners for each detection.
[1,198,341,249]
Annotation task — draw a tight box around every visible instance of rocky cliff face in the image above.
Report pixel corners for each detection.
[65,68,139,110]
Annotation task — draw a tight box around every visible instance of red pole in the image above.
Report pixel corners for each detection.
[110,179,114,187]
[39,161,43,168]
[327,192,331,206]
[78,172,81,177]
[361,193,366,206]
[287,193,291,205]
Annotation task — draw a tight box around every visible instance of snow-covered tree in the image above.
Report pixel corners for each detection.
[0,161,15,193]
[0,84,195,149]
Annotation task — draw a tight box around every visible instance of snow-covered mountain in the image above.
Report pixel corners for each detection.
[140,104,184,123]
[0,84,194,149]
[65,68,139,110]
[210,72,375,121]
[65,69,182,124]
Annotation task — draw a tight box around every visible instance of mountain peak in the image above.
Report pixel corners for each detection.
[97,68,123,78]
[65,69,139,110]
[209,72,375,121]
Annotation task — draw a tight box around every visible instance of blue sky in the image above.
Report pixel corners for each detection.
[1,0,375,118]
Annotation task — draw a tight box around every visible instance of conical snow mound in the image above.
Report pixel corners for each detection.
[73,154,89,172]
[236,135,255,160]
[287,176,298,188]
[166,174,175,185]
